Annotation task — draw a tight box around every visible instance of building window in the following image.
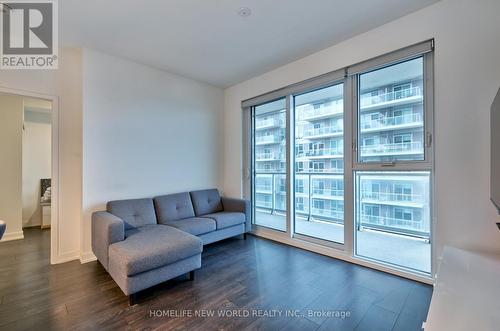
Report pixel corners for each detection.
[393,83,412,99]
[394,183,412,201]
[311,161,325,172]
[313,199,325,210]
[394,208,413,221]
[394,133,412,144]
[296,179,304,193]
[296,197,305,211]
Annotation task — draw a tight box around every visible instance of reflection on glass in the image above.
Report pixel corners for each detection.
[355,171,431,274]
[359,57,424,162]
[293,84,344,243]
[253,99,286,231]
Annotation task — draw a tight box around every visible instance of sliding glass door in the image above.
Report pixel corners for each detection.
[252,98,287,231]
[293,84,345,244]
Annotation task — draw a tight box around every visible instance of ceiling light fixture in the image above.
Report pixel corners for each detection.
[237,7,252,18]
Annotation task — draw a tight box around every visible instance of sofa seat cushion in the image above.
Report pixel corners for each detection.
[164,217,216,236]
[202,212,245,230]
[109,225,202,276]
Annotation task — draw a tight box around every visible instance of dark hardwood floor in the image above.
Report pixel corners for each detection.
[0,228,432,331]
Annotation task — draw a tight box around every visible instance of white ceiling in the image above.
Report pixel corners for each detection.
[60,0,440,87]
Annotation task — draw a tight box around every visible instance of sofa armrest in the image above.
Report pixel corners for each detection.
[221,197,251,232]
[91,211,125,270]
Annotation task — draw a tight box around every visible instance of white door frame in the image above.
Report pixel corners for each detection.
[0,86,60,265]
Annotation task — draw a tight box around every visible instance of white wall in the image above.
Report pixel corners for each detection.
[0,95,23,241]
[81,49,224,259]
[223,0,500,257]
[22,110,52,227]
[0,48,83,262]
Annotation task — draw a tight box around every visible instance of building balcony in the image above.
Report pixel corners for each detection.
[302,125,343,139]
[360,214,429,237]
[255,167,285,173]
[312,188,344,200]
[255,135,282,145]
[255,118,283,130]
[360,87,423,111]
[297,168,344,174]
[360,113,423,133]
[296,147,343,159]
[255,153,284,161]
[360,141,422,156]
[255,200,273,209]
[310,207,344,220]
[300,100,344,121]
[360,190,424,207]
[255,186,272,194]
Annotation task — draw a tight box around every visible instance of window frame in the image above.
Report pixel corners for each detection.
[242,39,435,281]
[352,52,434,170]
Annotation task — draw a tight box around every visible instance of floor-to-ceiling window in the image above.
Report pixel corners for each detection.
[353,56,432,274]
[293,84,345,244]
[252,98,287,231]
[245,40,434,279]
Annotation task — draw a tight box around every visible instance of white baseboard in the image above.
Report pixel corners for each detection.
[80,251,97,264]
[51,250,96,265]
[51,250,80,264]
[0,231,24,242]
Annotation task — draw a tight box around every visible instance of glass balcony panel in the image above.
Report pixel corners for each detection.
[360,113,423,131]
[360,87,423,108]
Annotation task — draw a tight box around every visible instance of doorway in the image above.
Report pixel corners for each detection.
[0,91,56,263]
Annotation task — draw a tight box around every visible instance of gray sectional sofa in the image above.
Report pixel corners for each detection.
[91,189,250,305]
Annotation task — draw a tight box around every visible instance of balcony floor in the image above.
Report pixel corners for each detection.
[255,211,430,273]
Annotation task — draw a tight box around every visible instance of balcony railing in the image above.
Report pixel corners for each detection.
[297,147,343,158]
[310,207,344,220]
[255,152,284,161]
[360,113,422,131]
[360,141,422,156]
[298,167,343,174]
[254,172,428,236]
[255,117,283,129]
[360,190,424,204]
[255,185,272,193]
[255,135,282,144]
[256,167,285,173]
[360,87,422,108]
[255,173,344,221]
[303,125,343,138]
[312,188,343,197]
[299,99,344,120]
[360,214,429,237]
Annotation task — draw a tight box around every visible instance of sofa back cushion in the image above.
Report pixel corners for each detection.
[154,192,195,223]
[190,189,223,216]
[107,198,157,230]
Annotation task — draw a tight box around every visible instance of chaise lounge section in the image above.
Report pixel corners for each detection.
[91,189,250,304]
